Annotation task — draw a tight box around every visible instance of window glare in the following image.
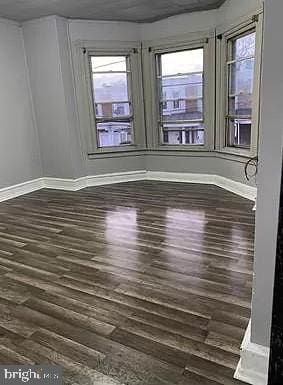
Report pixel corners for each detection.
[91,56,127,72]
[233,32,256,60]
[161,49,203,76]
[92,73,129,103]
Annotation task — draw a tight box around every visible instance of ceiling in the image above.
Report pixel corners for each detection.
[0,0,226,23]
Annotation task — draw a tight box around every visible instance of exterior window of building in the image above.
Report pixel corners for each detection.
[90,55,133,148]
[162,91,168,110]
[225,30,256,149]
[173,100,180,109]
[173,91,180,109]
[156,48,204,146]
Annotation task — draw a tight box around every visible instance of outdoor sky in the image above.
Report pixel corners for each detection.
[91,50,204,76]
[161,48,204,76]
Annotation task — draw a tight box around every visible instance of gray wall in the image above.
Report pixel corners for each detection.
[86,154,146,175]
[251,0,283,347]
[23,16,85,179]
[145,153,253,186]
[0,19,42,188]
[55,17,86,179]
[145,153,217,175]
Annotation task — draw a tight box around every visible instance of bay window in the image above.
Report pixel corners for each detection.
[74,17,262,158]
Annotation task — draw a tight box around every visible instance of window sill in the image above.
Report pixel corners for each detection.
[217,146,256,159]
[86,146,257,161]
[153,144,210,152]
[88,147,146,159]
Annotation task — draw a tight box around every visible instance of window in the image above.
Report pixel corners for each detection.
[225,31,256,149]
[156,48,205,146]
[90,55,133,148]
[162,91,168,110]
[173,91,180,109]
[216,14,263,156]
[75,43,145,155]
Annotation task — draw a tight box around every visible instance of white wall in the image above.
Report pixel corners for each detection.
[69,19,140,42]
[139,9,217,41]
[218,0,263,25]
[251,0,283,348]
[0,19,42,188]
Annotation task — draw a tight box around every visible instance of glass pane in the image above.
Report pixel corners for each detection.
[226,30,256,150]
[95,102,131,118]
[227,118,251,148]
[228,95,252,117]
[161,49,203,76]
[162,123,204,145]
[91,56,127,72]
[161,94,203,121]
[228,58,255,95]
[92,73,129,103]
[159,49,204,125]
[232,32,256,60]
[97,122,132,148]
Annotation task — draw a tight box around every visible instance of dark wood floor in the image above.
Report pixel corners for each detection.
[0,181,255,385]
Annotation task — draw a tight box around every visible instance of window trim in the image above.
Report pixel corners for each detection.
[73,40,146,155]
[216,12,263,158]
[142,31,216,152]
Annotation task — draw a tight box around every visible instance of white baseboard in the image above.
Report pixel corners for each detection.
[0,178,44,203]
[234,321,269,385]
[146,171,257,201]
[0,170,256,203]
[43,177,87,191]
[214,175,257,202]
[146,171,214,184]
[86,170,147,187]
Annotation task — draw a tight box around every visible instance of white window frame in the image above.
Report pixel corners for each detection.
[73,41,146,155]
[216,12,263,158]
[142,31,215,152]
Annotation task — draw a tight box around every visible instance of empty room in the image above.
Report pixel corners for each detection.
[0,0,282,384]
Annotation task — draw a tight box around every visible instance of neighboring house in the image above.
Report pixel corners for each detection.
[161,72,204,145]
[94,78,131,147]
[93,63,252,147]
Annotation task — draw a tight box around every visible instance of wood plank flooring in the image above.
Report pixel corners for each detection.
[0,181,255,384]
